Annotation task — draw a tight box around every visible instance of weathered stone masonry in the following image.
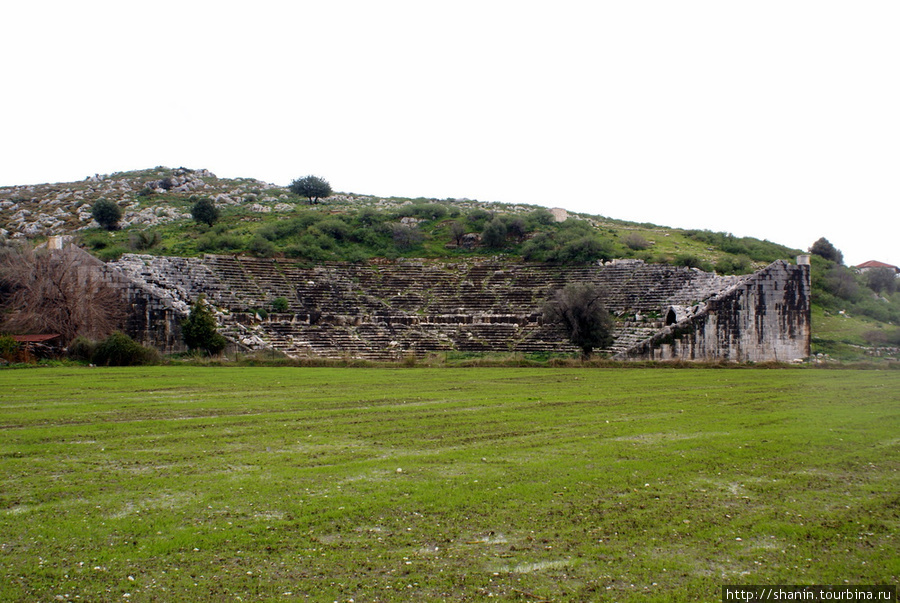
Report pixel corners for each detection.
[106,253,811,362]
[618,259,811,362]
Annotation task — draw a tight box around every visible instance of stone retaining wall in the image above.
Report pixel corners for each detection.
[107,254,810,362]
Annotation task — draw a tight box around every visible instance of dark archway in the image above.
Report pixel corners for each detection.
[665,307,678,326]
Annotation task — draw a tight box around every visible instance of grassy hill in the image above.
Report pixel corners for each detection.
[2,166,898,361]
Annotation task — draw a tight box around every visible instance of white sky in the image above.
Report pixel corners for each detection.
[2,1,897,266]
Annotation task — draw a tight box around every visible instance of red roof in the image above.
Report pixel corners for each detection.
[855,260,899,271]
[10,334,61,343]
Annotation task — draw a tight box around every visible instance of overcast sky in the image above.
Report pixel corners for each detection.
[3,1,897,266]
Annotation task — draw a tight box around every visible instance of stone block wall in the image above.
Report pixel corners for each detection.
[618,260,810,362]
[104,254,810,362]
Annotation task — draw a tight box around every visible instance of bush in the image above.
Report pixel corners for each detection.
[248,236,277,257]
[191,197,220,227]
[557,236,613,264]
[67,336,97,362]
[271,297,290,313]
[91,199,123,231]
[866,267,898,295]
[128,229,161,251]
[395,203,448,221]
[92,332,158,366]
[674,254,711,270]
[0,335,21,363]
[715,255,753,275]
[622,232,651,251]
[391,224,424,250]
[481,218,508,249]
[526,209,555,227]
[521,234,554,262]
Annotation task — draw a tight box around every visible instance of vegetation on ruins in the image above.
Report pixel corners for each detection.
[181,295,227,355]
[91,198,123,231]
[542,282,614,359]
[2,167,899,361]
[1,367,897,601]
[0,243,124,345]
[288,174,333,204]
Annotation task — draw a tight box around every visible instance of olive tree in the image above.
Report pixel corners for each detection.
[289,175,332,205]
[191,197,220,227]
[91,199,123,231]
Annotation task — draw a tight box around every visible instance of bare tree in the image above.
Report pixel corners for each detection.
[0,243,125,344]
[543,283,614,359]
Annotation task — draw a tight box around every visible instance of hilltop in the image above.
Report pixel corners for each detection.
[1,167,898,360]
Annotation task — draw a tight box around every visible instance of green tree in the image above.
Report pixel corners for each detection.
[865,267,897,295]
[91,199,123,231]
[481,217,507,249]
[181,295,227,355]
[191,197,220,227]
[289,175,333,205]
[810,237,843,264]
[543,283,614,359]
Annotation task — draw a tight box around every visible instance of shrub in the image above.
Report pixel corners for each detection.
[92,332,158,366]
[0,335,21,363]
[91,199,123,231]
[466,209,492,229]
[526,208,555,227]
[248,235,277,257]
[128,229,161,251]
[623,232,651,251]
[715,255,753,275]
[191,197,220,227]
[391,224,424,250]
[674,254,708,270]
[866,267,898,295]
[505,217,527,242]
[271,297,290,313]
[521,233,556,262]
[481,217,508,249]
[557,236,613,264]
[67,336,97,362]
[395,203,449,221]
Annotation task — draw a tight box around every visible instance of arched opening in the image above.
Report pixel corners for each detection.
[665,307,678,326]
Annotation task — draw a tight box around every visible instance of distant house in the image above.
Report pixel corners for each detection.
[855,260,900,274]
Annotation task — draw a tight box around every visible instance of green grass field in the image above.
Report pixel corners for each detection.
[1,367,897,602]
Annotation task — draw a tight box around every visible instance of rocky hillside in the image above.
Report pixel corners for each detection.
[0,167,282,238]
[1,166,897,362]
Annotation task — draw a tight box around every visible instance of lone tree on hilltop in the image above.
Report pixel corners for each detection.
[190,197,220,227]
[92,199,123,231]
[289,175,332,205]
[543,283,614,360]
[181,295,227,355]
[810,237,843,264]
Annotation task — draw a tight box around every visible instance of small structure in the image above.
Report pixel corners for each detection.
[855,260,900,274]
[9,334,62,361]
